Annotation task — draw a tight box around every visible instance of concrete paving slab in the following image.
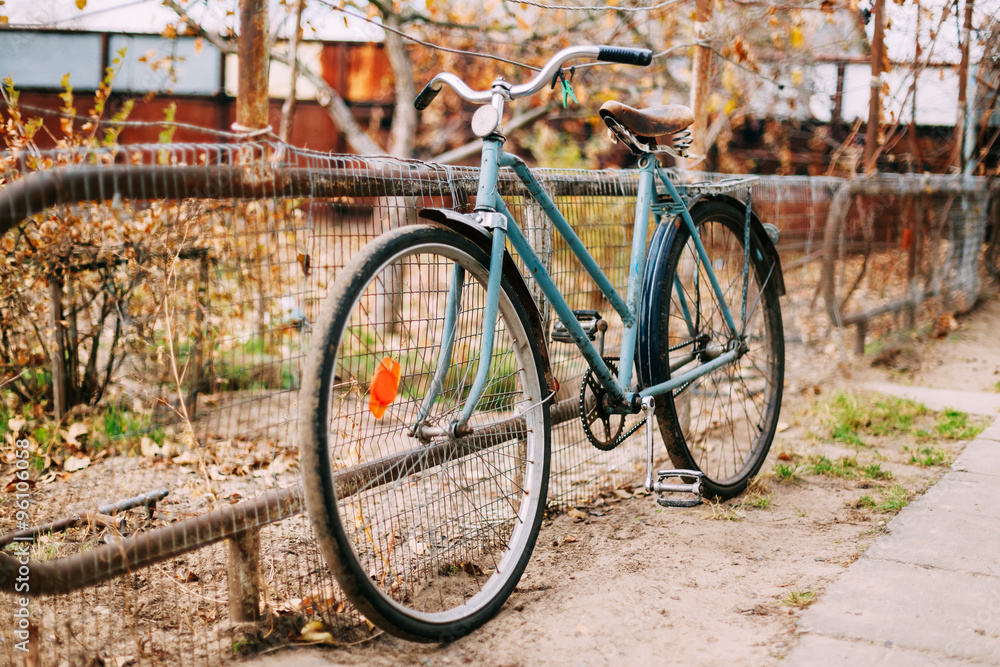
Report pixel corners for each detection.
[976,420,1000,443]
[909,475,1000,518]
[796,558,1000,663]
[862,383,1000,416]
[952,438,1000,477]
[784,634,993,667]
[867,506,1000,576]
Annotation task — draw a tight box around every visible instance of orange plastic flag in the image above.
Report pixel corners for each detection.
[369,356,401,419]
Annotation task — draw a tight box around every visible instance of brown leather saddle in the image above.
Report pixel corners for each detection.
[599,101,694,155]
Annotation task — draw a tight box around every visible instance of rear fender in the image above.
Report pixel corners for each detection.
[687,194,786,296]
[417,208,556,395]
[636,195,785,390]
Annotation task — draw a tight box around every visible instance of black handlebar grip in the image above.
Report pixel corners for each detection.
[596,47,653,67]
[414,82,441,110]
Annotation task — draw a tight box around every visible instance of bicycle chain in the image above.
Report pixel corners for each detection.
[579,357,646,452]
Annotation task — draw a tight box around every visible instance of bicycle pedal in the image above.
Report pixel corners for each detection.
[653,469,703,508]
[551,309,605,344]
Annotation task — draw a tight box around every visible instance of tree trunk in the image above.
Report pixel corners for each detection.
[383,13,417,159]
[689,0,713,167]
[278,0,305,144]
[236,0,270,131]
[951,0,974,171]
[863,0,885,173]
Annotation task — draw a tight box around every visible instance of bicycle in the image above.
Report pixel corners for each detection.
[298,45,785,642]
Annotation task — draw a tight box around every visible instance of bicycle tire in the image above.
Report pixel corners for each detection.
[299,223,551,642]
[652,201,784,498]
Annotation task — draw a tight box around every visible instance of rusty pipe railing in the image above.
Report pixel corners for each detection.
[0,412,536,596]
[0,162,640,240]
[819,173,989,332]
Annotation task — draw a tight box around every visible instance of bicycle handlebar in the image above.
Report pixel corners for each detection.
[596,46,653,67]
[414,45,653,110]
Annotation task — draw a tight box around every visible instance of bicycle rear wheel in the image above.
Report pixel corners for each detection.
[298,223,550,642]
[652,201,784,498]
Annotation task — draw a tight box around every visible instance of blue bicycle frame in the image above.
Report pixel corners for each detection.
[437,133,745,428]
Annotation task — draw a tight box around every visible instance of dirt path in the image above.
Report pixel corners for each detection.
[249,292,1000,666]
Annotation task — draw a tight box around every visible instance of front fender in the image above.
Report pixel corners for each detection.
[417,208,556,395]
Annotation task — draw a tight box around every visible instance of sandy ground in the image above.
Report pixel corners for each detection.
[6,288,997,667]
[246,291,1000,666]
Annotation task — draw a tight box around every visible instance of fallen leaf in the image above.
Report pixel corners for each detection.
[172,451,199,465]
[300,594,338,614]
[176,568,199,583]
[276,597,303,614]
[140,437,163,458]
[64,455,90,472]
[5,477,34,492]
[63,422,89,448]
[298,620,338,645]
[613,489,632,500]
[268,455,287,476]
[776,422,790,433]
[566,507,586,522]
[562,535,578,543]
[7,417,25,434]
[112,656,135,667]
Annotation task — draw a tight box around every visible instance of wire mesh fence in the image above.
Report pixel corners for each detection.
[0,142,995,665]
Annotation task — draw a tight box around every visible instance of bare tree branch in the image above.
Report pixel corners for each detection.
[430,105,555,164]
[162,0,384,155]
[383,12,418,157]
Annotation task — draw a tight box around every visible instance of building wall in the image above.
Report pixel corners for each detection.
[1,29,393,152]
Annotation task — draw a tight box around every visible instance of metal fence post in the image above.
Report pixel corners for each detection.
[228,530,262,622]
[228,0,270,620]
[524,200,552,331]
[48,275,66,421]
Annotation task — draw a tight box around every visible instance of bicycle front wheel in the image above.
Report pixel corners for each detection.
[654,201,784,498]
[299,223,550,642]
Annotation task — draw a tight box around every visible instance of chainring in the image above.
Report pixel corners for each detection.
[579,357,645,451]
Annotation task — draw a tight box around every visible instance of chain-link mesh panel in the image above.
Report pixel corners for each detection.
[0,143,993,665]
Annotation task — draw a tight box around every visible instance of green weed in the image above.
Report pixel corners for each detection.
[742,493,773,510]
[781,587,817,607]
[904,445,950,467]
[709,500,746,521]
[832,424,866,448]
[822,392,928,445]
[934,409,984,441]
[860,462,893,480]
[856,494,877,509]
[876,485,911,513]
[771,463,801,484]
[809,454,859,478]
